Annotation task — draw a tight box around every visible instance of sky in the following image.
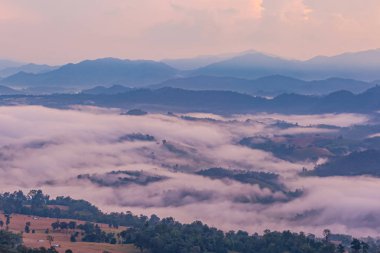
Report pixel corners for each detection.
[0,0,380,64]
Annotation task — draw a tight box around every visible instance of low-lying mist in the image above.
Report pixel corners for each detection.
[0,105,378,237]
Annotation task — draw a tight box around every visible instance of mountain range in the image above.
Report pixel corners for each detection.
[1,48,380,93]
[161,50,258,70]
[0,59,24,70]
[81,85,132,95]
[0,63,58,78]
[0,85,22,95]
[0,58,179,88]
[2,74,374,97]
[191,49,380,80]
[151,75,374,96]
[2,85,380,114]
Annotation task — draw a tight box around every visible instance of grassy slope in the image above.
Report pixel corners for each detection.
[0,213,140,253]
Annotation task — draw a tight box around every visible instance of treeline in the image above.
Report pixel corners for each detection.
[0,190,146,227]
[119,217,336,253]
[77,170,166,187]
[50,221,117,244]
[1,190,379,253]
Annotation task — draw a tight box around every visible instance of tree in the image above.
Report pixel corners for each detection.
[48,248,59,253]
[68,221,77,230]
[60,221,68,230]
[148,214,160,225]
[5,214,11,230]
[25,224,30,233]
[70,234,77,242]
[323,229,331,242]
[60,221,69,234]
[336,244,345,253]
[65,250,73,253]
[28,189,49,209]
[361,241,369,253]
[47,235,54,247]
[351,238,361,253]
[51,221,60,231]
[0,230,23,249]
[0,220,3,228]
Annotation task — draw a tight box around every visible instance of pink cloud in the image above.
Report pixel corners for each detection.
[0,0,379,63]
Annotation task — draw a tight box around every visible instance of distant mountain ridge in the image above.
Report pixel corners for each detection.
[191,49,380,80]
[84,75,374,97]
[81,85,132,95]
[0,85,22,95]
[0,59,24,70]
[0,63,59,78]
[162,55,230,70]
[307,49,380,67]
[161,50,259,70]
[192,52,297,79]
[152,75,374,96]
[2,48,380,91]
[0,58,180,88]
[3,86,380,114]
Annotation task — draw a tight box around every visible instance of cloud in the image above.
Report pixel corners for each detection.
[250,0,264,19]
[279,0,313,22]
[169,0,264,19]
[1,0,379,63]
[0,105,378,237]
[232,113,369,127]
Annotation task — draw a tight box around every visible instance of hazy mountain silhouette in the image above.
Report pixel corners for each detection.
[162,55,231,70]
[3,86,380,114]
[0,59,24,70]
[151,75,253,92]
[0,63,59,78]
[192,49,380,80]
[0,85,23,95]
[1,58,179,88]
[152,75,373,96]
[161,50,259,70]
[81,85,132,95]
[306,49,380,68]
[3,49,380,90]
[192,52,298,79]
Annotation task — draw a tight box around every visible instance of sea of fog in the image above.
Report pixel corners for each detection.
[0,105,378,237]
